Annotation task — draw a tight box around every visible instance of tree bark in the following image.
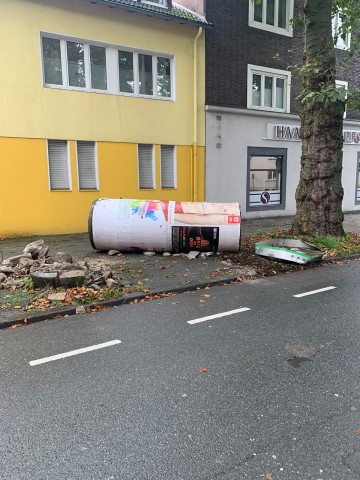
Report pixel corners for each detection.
[291,0,345,237]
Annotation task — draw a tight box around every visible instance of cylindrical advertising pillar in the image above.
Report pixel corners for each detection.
[89,199,241,253]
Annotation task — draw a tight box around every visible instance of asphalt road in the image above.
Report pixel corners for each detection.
[1,260,360,480]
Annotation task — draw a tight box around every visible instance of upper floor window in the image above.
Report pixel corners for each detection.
[41,34,174,101]
[332,12,351,50]
[249,0,294,37]
[247,65,291,113]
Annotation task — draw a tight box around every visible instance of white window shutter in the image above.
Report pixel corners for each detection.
[47,140,70,190]
[138,144,154,189]
[161,145,175,188]
[77,141,97,190]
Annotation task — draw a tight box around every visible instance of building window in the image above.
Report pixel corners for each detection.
[332,12,351,50]
[138,144,155,189]
[336,80,348,118]
[248,65,291,113]
[247,147,287,211]
[249,0,294,37]
[161,145,176,188]
[76,141,99,190]
[47,140,71,190]
[142,0,166,6]
[356,153,360,204]
[41,34,173,100]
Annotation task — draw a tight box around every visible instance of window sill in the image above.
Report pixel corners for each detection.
[248,21,293,37]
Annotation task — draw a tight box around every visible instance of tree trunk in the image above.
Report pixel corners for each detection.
[291,0,345,237]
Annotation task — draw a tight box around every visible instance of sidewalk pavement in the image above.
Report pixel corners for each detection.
[1,213,359,327]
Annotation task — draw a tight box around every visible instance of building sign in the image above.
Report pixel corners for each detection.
[266,123,301,141]
[343,131,360,144]
[266,124,360,144]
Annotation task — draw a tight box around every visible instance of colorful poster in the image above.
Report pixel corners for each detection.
[172,226,220,253]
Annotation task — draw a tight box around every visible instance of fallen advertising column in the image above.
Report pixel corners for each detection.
[89,199,241,253]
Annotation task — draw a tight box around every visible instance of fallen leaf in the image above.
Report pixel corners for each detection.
[202,294,210,298]
[355,429,360,434]
[200,299,205,303]
[198,368,208,373]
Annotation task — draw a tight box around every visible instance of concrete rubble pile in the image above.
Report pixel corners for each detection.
[0,240,116,290]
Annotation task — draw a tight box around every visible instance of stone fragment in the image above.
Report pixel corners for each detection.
[187,251,200,260]
[106,278,118,288]
[203,251,215,257]
[23,240,45,258]
[53,252,73,263]
[89,283,101,291]
[2,254,32,267]
[38,245,50,258]
[163,252,171,257]
[143,251,156,256]
[58,270,85,288]
[0,266,18,274]
[18,257,36,269]
[31,271,59,288]
[76,306,86,315]
[48,292,67,301]
[0,273,7,283]
[108,249,121,256]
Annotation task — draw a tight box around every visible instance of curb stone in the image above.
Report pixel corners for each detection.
[0,276,241,329]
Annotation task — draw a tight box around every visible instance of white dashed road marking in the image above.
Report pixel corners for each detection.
[293,286,336,298]
[29,340,121,366]
[187,307,251,325]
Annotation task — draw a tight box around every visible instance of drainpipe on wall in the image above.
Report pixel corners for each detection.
[192,26,203,202]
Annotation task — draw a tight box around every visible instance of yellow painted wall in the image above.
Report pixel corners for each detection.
[0,137,204,236]
[0,0,206,236]
[0,0,205,146]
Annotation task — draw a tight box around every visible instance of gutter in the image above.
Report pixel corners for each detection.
[192,26,203,201]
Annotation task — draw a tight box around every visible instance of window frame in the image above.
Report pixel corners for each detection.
[40,32,175,101]
[335,79,348,119]
[142,0,166,7]
[160,145,177,189]
[247,64,291,113]
[76,141,100,191]
[138,144,156,190]
[356,152,360,205]
[47,139,72,191]
[332,12,351,50]
[248,0,294,37]
[246,146,287,212]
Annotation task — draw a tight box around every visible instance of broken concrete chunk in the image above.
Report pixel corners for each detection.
[58,270,85,288]
[53,252,73,264]
[143,251,156,257]
[48,292,67,301]
[187,251,200,260]
[108,249,121,256]
[163,252,171,257]
[0,266,18,274]
[106,278,118,289]
[18,257,36,269]
[75,306,86,315]
[0,273,7,283]
[2,254,32,267]
[23,240,45,258]
[31,271,59,288]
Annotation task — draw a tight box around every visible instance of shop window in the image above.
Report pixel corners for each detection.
[247,147,287,211]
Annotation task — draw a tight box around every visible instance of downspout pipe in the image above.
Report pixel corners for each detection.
[192,26,203,202]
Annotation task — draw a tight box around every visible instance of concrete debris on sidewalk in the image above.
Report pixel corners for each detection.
[0,240,114,290]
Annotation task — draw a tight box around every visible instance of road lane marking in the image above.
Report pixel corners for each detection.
[293,286,336,298]
[29,340,121,366]
[187,307,250,325]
